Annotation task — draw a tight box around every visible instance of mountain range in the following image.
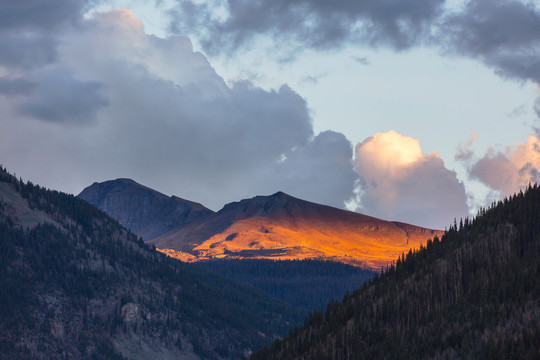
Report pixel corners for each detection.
[2,166,538,359]
[0,167,301,359]
[79,179,443,270]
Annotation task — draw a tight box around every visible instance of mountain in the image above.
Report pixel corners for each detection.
[0,167,302,359]
[77,180,382,315]
[149,191,444,270]
[250,186,540,359]
[78,178,213,240]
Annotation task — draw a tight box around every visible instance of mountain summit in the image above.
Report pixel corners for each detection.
[79,180,443,270]
[150,191,443,269]
[78,179,213,240]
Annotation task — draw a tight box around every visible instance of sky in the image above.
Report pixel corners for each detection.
[1,0,540,229]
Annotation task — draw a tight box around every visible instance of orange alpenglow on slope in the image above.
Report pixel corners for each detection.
[150,192,444,270]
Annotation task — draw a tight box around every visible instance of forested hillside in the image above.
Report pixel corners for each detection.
[252,185,540,359]
[0,166,302,360]
[198,259,375,312]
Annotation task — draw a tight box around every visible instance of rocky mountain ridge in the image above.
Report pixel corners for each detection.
[79,180,444,270]
[78,178,213,240]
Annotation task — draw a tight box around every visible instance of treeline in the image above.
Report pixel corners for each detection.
[198,259,374,312]
[0,166,302,359]
[251,185,540,359]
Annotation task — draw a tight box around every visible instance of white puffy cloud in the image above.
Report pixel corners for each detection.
[353,130,469,229]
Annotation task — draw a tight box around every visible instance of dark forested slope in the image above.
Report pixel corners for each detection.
[198,259,374,312]
[0,167,302,360]
[252,185,540,359]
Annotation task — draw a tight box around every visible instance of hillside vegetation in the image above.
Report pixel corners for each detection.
[252,185,540,359]
[198,259,375,312]
[0,167,302,360]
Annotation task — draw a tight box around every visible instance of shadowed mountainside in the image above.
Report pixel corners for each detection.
[0,167,302,360]
[251,185,540,359]
[78,179,213,240]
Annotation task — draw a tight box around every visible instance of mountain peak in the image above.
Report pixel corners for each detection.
[271,191,289,198]
[151,190,444,269]
[78,179,213,240]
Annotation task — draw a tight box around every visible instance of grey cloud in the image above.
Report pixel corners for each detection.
[16,67,108,124]
[351,56,370,65]
[262,130,357,209]
[0,77,36,96]
[0,0,94,69]
[170,0,446,54]
[170,0,540,90]
[2,9,339,210]
[0,0,92,31]
[440,0,540,83]
[465,136,540,196]
[0,31,58,69]
[298,73,329,85]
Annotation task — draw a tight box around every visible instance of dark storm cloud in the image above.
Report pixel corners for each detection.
[0,77,36,96]
[0,0,92,31]
[0,0,94,69]
[0,32,58,69]
[440,0,540,83]
[16,68,108,124]
[170,0,540,88]
[170,0,446,54]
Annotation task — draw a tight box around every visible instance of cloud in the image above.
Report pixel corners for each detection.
[455,129,479,163]
[351,56,370,65]
[169,0,446,54]
[0,31,59,69]
[440,0,540,84]
[467,135,540,196]
[15,67,109,124]
[0,77,36,96]
[353,130,468,229]
[168,0,540,92]
[298,72,329,85]
[0,0,93,70]
[0,0,91,31]
[0,9,357,211]
[258,130,358,209]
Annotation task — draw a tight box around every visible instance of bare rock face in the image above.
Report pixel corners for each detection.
[78,179,214,240]
[121,303,141,325]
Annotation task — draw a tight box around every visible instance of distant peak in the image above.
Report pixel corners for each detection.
[115,178,136,183]
[111,178,139,186]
